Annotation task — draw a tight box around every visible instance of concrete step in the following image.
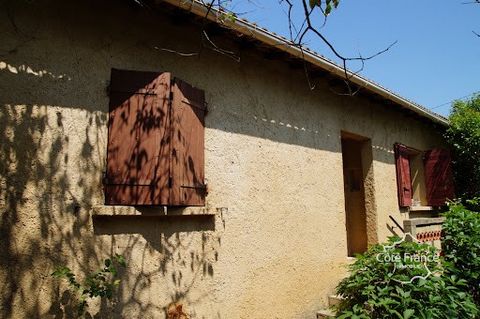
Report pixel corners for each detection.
[328,295,344,307]
[317,309,335,319]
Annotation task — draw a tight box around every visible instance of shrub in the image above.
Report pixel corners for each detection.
[335,237,478,318]
[443,201,480,305]
[445,94,480,199]
[52,254,126,317]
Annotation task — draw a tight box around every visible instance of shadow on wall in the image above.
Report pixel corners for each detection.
[0,0,444,317]
[0,0,419,160]
[0,102,221,318]
[0,101,103,317]
[0,2,220,318]
[92,215,218,318]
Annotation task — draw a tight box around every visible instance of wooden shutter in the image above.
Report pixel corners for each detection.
[169,78,206,206]
[424,149,455,206]
[394,143,413,207]
[105,69,171,205]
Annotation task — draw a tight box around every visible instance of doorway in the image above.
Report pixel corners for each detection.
[341,132,372,256]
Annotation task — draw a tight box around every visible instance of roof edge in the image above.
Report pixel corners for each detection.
[161,0,449,126]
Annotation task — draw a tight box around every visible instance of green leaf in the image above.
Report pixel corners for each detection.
[325,3,332,15]
[51,254,128,316]
[403,309,415,319]
[51,266,72,278]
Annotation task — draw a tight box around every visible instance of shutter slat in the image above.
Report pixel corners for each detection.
[107,92,140,185]
[394,143,413,207]
[105,70,171,205]
[170,78,206,206]
[424,149,455,206]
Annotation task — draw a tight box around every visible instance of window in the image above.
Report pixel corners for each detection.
[104,69,207,206]
[394,143,455,207]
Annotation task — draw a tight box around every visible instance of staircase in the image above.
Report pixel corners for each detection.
[316,295,343,318]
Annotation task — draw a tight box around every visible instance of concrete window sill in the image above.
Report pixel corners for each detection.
[91,205,219,217]
[409,205,434,212]
[404,216,445,227]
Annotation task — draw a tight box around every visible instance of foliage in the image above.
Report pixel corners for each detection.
[445,94,480,199]
[309,0,340,16]
[465,197,480,211]
[218,11,237,24]
[51,254,126,317]
[335,237,478,318]
[443,200,480,305]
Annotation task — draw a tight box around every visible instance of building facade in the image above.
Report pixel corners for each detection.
[0,0,451,318]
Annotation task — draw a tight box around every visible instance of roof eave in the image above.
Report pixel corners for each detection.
[161,0,449,126]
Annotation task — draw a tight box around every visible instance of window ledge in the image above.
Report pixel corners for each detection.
[404,217,445,227]
[91,205,220,217]
[409,205,434,212]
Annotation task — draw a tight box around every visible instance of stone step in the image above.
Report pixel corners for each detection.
[328,295,344,307]
[317,309,335,319]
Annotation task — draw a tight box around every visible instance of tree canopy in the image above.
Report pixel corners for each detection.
[445,95,480,199]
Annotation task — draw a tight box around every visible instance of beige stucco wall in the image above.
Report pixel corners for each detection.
[0,1,447,318]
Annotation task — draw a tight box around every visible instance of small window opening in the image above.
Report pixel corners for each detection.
[409,150,428,207]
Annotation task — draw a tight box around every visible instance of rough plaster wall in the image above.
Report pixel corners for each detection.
[361,139,378,246]
[0,0,446,318]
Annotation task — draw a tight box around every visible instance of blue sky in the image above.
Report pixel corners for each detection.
[228,0,480,116]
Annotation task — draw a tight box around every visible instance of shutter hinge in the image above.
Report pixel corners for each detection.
[180,183,208,196]
[204,101,209,116]
[169,78,175,102]
[102,173,108,185]
[203,182,209,196]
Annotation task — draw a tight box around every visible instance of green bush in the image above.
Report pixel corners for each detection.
[445,94,480,199]
[443,201,480,305]
[335,237,478,318]
[52,254,126,317]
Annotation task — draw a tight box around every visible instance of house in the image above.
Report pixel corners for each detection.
[0,0,454,318]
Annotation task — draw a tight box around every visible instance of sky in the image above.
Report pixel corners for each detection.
[227,0,480,117]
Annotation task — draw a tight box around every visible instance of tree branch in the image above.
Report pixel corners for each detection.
[291,0,396,94]
[145,0,397,94]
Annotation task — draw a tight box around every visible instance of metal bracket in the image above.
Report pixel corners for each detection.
[181,183,208,196]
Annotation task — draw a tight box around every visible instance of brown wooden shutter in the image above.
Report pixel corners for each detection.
[394,143,413,207]
[105,69,171,205]
[169,78,206,206]
[424,149,455,206]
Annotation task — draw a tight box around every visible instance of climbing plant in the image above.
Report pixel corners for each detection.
[51,254,126,317]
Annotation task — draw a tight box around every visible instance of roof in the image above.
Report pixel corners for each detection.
[161,0,449,126]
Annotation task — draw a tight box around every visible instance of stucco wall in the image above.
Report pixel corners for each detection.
[0,1,447,318]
